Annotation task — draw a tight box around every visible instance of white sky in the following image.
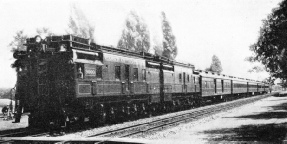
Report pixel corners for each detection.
[0,0,282,88]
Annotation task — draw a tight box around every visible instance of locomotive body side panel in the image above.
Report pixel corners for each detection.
[146,67,160,103]
[173,65,184,93]
[163,70,174,101]
[74,52,150,105]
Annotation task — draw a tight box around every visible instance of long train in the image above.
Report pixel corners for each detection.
[12,35,269,128]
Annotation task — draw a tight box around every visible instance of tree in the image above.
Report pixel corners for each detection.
[9,28,53,52]
[161,12,178,60]
[152,36,163,56]
[117,11,150,52]
[205,55,223,73]
[247,65,264,73]
[248,1,287,81]
[67,4,95,42]
[9,30,28,52]
[36,27,54,37]
[10,28,53,71]
[263,76,275,86]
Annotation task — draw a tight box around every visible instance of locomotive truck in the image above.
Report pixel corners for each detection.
[12,35,268,128]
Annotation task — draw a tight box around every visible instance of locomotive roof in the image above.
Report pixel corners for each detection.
[30,35,195,69]
[26,35,266,85]
[96,45,194,69]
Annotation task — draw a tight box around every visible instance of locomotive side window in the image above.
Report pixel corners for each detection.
[125,65,130,81]
[115,66,121,80]
[187,74,190,82]
[193,77,196,84]
[96,65,102,79]
[133,68,138,81]
[179,73,182,83]
[77,64,84,79]
[142,69,146,81]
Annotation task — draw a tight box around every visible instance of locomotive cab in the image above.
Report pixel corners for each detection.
[13,35,102,127]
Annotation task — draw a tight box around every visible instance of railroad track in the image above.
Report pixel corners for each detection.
[1,93,274,144]
[86,94,269,139]
[0,128,48,144]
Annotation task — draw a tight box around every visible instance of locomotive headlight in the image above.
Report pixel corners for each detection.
[35,35,42,43]
[59,44,67,52]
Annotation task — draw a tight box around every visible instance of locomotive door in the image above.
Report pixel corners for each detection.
[183,72,186,93]
[222,80,224,93]
[125,65,130,93]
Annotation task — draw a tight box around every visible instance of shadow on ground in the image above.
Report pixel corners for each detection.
[0,128,27,135]
[269,103,287,111]
[223,111,287,119]
[201,123,287,142]
[224,99,287,120]
[201,98,287,142]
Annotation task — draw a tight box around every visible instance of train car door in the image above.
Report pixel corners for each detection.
[222,80,224,93]
[214,79,217,94]
[125,65,130,93]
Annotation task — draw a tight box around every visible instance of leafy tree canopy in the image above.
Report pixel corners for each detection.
[9,30,28,52]
[117,11,150,53]
[249,1,287,81]
[67,4,95,42]
[153,36,163,56]
[161,12,178,60]
[36,27,54,37]
[205,55,223,73]
[9,27,53,52]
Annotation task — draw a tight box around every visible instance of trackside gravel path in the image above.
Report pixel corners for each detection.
[141,95,287,143]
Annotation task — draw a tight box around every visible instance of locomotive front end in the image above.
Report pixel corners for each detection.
[12,35,85,128]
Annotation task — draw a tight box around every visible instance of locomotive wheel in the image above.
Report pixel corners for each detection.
[171,100,176,112]
[163,103,168,113]
[100,111,107,125]
[148,104,156,117]
[108,106,116,124]
[189,98,195,108]
[164,102,172,113]
[140,103,148,118]
[89,114,97,128]
[185,99,191,109]
[125,105,131,121]
[116,105,126,123]
[176,100,181,111]
[131,104,138,120]
[97,104,107,126]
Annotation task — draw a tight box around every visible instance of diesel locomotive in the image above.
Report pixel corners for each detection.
[12,35,268,128]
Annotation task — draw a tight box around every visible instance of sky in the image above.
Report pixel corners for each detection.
[0,0,283,88]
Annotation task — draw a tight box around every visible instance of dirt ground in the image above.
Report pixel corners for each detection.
[1,96,287,143]
[143,96,287,143]
[0,115,28,131]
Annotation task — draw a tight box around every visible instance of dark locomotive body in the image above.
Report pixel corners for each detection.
[12,35,268,128]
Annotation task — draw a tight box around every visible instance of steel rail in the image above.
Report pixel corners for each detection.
[88,94,269,139]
